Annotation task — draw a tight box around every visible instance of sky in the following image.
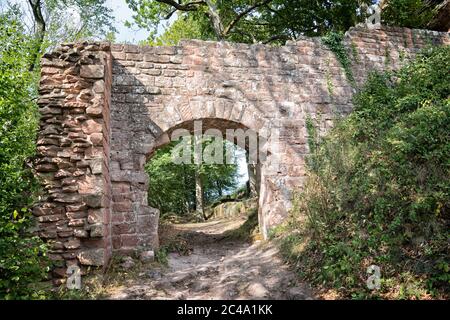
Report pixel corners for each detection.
[3,0,166,44]
[106,0,150,43]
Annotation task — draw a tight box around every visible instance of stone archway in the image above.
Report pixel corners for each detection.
[33,26,449,279]
[121,117,266,253]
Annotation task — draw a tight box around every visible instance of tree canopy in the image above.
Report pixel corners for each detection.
[277,45,450,299]
[4,0,116,70]
[146,138,243,217]
[127,0,374,44]
[128,0,449,45]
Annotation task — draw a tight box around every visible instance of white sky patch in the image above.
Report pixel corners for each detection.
[106,0,149,43]
[106,0,175,44]
[235,146,249,188]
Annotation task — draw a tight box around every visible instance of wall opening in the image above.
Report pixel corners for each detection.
[141,118,264,253]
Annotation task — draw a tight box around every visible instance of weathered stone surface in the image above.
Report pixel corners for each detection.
[74,229,89,238]
[81,119,102,134]
[83,194,104,208]
[89,133,103,146]
[33,27,449,277]
[89,223,104,237]
[80,65,104,79]
[286,286,311,300]
[89,158,103,174]
[87,209,104,224]
[246,282,269,298]
[78,249,105,266]
[139,250,155,263]
[120,256,135,270]
[64,238,81,249]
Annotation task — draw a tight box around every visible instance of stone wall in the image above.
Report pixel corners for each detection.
[34,43,113,281]
[208,199,258,220]
[33,26,449,282]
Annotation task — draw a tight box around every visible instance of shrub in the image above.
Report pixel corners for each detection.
[0,9,49,300]
[276,45,450,299]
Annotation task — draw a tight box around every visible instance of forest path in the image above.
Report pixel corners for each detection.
[105,217,314,300]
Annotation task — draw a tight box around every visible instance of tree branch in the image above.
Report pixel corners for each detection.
[157,0,205,11]
[230,28,257,43]
[164,9,177,19]
[205,0,225,40]
[262,34,291,44]
[28,0,46,72]
[222,0,273,37]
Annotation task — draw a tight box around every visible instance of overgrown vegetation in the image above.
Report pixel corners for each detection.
[0,1,115,300]
[222,208,261,242]
[145,138,243,217]
[382,0,438,29]
[0,10,50,300]
[126,0,374,44]
[274,45,450,299]
[321,32,355,86]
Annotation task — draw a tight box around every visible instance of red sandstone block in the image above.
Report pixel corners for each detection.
[112,182,131,194]
[120,234,138,247]
[112,51,126,60]
[111,213,125,223]
[126,53,143,61]
[112,223,136,235]
[81,119,103,134]
[113,201,132,212]
[80,65,104,79]
[112,236,121,249]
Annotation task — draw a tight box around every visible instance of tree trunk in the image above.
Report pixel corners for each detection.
[247,163,258,197]
[182,164,191,214]
[245,147,258,198]
[28,0,46,71]
[195,166,206,220]
[205,0,224,40]
[426,0,450,31]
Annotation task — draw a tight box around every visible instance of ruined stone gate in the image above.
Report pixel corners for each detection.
[33,26,449,278]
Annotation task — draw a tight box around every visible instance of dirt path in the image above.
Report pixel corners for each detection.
[105,218,314,300]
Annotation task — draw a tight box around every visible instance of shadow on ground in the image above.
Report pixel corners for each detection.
[105,216,314,300]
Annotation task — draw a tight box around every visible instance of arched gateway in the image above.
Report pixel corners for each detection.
[33,26,449,277]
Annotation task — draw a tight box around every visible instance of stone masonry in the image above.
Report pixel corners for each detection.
[33,26,449,281]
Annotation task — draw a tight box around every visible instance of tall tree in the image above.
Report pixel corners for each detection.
[381,0,450,30]
[0,7,49,299]
[145,138,242,217]
[12,0,116,71]
[126,0,373,45]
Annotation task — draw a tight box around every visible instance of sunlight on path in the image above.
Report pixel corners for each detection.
[106,218,314,300]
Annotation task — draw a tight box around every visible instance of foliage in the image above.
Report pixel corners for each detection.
[155,246,169,266]
[381,0,438,28]
[126,0,373,44]
[141,13,208,46]
[42,0,117,47]
[145,137,242,216]
[1,0,116,71]
[321,32,355,86]
[0,10,50,299]
[0,210,50,300]
[276,45,450,299]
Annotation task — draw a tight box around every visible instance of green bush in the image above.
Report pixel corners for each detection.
[382,0,436,29]
[277,45,450,299]
[145,139,241,216]
[0,9,49,300]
